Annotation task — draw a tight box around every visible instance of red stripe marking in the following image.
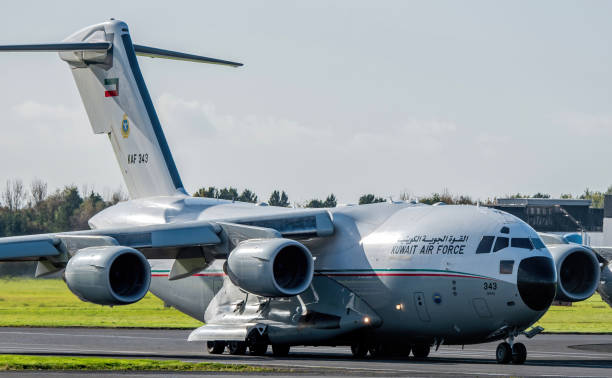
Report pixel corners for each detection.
[105,90,118,97]
[152,272,488,280]
[315,273,490,279]
[152,273,225,277]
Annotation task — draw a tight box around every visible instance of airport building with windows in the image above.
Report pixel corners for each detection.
[489,198,603,233]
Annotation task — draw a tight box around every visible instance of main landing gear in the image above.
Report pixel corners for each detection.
[206,340,225,354]
[495,338,527,364]
[205,339,291,357]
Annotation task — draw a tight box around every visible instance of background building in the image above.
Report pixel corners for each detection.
[489,198,603,233]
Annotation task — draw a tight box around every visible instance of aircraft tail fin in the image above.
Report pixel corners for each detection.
[0,20,242,199]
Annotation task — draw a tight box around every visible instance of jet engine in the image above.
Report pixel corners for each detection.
[547,244,600,302]
[225,238,314,297]
[64,246,151,306]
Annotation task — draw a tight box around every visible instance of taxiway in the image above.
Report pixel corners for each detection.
[0,327,611,376]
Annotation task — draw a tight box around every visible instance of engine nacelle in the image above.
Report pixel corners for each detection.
[548,244,600,302]
[64,246,151,306]
[226,238,314,297]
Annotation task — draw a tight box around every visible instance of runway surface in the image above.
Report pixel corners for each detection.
[0,327,611,376]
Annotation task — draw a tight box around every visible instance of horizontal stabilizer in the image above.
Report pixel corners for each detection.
[134,44,242,67]
[0,42,111,52]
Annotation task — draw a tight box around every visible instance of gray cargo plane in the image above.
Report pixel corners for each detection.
[1,20,611,365]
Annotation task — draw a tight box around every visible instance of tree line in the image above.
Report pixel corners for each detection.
[1,179,612,239]
[0,179,126,238]
[0,179,611,276]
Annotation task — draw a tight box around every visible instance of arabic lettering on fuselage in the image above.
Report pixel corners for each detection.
[390,234,469,256]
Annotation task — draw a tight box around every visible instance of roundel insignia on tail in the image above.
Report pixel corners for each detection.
[121,114,130,138]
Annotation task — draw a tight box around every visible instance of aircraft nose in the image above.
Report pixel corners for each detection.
[517,256,557,311]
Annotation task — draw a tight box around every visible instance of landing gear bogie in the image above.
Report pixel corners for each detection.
[412,343,430,359]
[368,343,392,358]
[511,342,527,365]
[350,342,369,358]
[206,340,226,354]
[272,344,290,357]
[227,341,247,355]
[496,342,512,364]
[248,342,268,356]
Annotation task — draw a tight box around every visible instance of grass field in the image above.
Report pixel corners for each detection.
[0,355,274,372]
[1,278,611,332]
[0,278,201,328]
[534,294,612,333]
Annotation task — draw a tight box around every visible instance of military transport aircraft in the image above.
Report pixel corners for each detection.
[1,19,611,365]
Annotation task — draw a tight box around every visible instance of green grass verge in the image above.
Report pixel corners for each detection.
[535,294,612,333]
[1,278,612,332]
[0,278,201,328]
[0,355,274,372]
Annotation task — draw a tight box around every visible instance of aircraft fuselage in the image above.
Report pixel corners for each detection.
[90,196,557,346]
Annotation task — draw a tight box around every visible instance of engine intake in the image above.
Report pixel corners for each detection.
[64,246,151,305]
[226,238,314,297]
[548,244,600,302]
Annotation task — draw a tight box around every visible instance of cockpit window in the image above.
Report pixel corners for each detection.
[511,238,534,250]
[500,226,510,234]
[493,237,509,252]
[531,238,546,250]
[476,236,495,254]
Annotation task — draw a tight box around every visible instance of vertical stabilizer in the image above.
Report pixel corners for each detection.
[0,20,242,199]
[62,20,183,198]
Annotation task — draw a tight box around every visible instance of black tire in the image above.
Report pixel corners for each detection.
[351,343,368,358]
[228,341,247,355]
[249,342,268,356]
[272,344,290,357]
[511,342,527,365]
[496,342,512,364]
[394,344,412,358]
[412,344,430,359]
[207,340,225,354]
[368,343,390,359]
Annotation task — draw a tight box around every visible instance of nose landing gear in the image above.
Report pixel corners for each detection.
[496,334,527,364]
[511,342,527,364]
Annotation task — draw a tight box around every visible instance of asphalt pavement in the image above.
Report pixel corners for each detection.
[0,327,611,376]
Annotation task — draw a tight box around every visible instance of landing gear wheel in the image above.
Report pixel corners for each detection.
[368,343,390,358]
[249,342,268,356]
[350,342,368,358]
[496,342,512,364]
[272,344,290,357]
[206,340,225,354]
[394,344,411,357]
[412,344,430,359]
[227,341,247,355]
[511,342,527,364]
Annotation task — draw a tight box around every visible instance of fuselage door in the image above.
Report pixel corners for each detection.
[413,292,431,322]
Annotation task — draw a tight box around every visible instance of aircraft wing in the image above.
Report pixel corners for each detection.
[0,209,334,278]
[0,221,221,261]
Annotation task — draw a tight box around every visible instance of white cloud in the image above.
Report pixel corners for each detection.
[157,93,334,145]
[475,133,513,158]
[557,112,612,136]
[12,101,82,122]
[155,93,471,202]
[2,100,122,195]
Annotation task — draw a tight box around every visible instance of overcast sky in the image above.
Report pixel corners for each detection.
[1,1,612,204]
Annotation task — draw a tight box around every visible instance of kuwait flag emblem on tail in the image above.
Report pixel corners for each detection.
[104,78,119,97]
